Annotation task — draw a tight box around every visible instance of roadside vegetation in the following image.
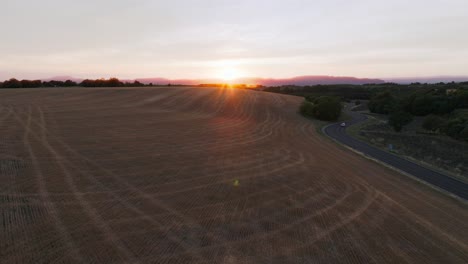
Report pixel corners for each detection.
[368,84,468,140]
[264,82,465,100]
[358,83,467,178]
[299,96,343,121]
[350,113,468,180]
[264,82,468,140]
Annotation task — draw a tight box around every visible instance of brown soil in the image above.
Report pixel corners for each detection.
[0,87,467,264]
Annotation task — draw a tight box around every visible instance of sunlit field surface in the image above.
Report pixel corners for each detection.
[0,87,467,264]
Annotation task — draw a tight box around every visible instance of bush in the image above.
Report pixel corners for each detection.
[300,96,342,121]
[432,97,456,115]
[443,118,467,139]
[422,114,468,141]
[299,101,315,117]
[315,97,342,121]
[388,111,413,132]
[411,95,435,116]
[456,89,468,108]
[304,95,316,102]
[460,126,468,141]
[368,92,397,114]
[422,115,446,132]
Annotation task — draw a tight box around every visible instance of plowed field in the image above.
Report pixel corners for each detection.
[0,87,467,263]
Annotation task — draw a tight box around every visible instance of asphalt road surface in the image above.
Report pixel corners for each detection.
[324,109,468,200]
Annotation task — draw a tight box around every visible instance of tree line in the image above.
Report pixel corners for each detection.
[264,84,373,100]
[0,78,162,88]
[368,85,468,140]
[264,82,468,101]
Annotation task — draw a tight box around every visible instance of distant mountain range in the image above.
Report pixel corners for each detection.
[136,76,385,86]
[40,75,468,86]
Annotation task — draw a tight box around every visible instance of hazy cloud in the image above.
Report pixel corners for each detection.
[1,0,467,80]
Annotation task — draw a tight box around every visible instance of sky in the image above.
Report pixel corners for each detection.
[1,0,468,81]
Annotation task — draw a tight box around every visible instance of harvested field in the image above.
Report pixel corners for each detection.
[0,87,467,263]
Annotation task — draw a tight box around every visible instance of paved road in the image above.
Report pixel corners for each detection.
[323,109,468,200]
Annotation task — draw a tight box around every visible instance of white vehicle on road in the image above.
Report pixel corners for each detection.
[340,122,346,127]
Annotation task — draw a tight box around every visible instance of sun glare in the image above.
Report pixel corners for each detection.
[217,67,243,82]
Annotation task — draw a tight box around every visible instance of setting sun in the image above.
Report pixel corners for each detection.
[217,67,244,82]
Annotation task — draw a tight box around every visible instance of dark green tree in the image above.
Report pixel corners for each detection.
[300,96,342,121]
[64,80,77,87]
[313,97,342,121]
[443,118,467,139]
[456,89,468,108]
[3,78,21,88]
[108,78,123,87]
[368,91,397,114]
[388,111,413,132]
[299,101,315,117]
[411,95,435,116]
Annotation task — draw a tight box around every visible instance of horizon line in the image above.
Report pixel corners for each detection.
[2,74,468,82]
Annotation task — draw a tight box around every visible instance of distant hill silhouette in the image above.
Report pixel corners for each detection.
[134,75,384,86]
[38,75,468,86]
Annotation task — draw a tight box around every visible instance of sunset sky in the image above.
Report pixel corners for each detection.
[1,0,468,81]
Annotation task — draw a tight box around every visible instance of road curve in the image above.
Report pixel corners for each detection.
[323,110,468,200]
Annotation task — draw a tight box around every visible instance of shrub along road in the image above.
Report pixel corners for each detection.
[324,109,468,200]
